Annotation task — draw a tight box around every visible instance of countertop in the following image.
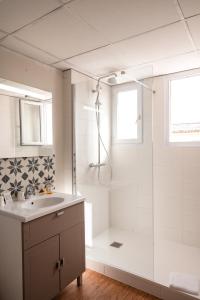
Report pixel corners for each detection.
[0,192,85,222]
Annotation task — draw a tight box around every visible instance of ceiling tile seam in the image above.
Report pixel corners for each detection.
[109,20,183,46]
[0,5,197,63]
[0,44,58,69]
[66,1,187,47]
[0,33,9,43]
[50,19,194,65]
[110,49,200,81]
[0,29,8,34]
[86,49,198,77]
[126,50,199,71]
[149,65,200,80]
[61,49,200,83]
[4,35,61,61]
[175,0,197,51]
[51,43,112,65]
[55,49,199,80]
[65,5,113,44]
[0,1,200,45]
[0,4,67,43]
[185,13,200,21]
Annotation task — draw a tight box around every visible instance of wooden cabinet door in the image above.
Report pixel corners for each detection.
[60,222,85,290]
[24,235,60,300]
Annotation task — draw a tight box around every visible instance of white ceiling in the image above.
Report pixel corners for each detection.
[0,30,6,39]
[67,0,181,42]
[0,0,64,33]
[187,15,200,49]
[0,0,200,79]
[178,0,200,18]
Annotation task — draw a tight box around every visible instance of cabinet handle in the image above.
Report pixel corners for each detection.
[56,260,61,270]
[60,257,65,268]
[56,211,64,217]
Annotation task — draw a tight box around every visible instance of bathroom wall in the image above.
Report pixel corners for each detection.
[0,155,55,197]
[72,70,111,239]
[110,79,153,236]
[153,68,200,248]
[0,47,69,192]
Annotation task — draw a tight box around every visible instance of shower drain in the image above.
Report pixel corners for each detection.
[110,241,123,248]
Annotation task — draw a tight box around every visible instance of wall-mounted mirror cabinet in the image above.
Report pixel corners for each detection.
[0,78,53,158]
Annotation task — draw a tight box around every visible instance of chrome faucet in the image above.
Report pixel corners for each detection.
[25,184,35,199]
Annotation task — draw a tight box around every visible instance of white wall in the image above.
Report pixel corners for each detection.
[153,68,200,248]
[0,95,16,158]
[110,79,153,236]
[0,47,71,192]
[72,70,111,239]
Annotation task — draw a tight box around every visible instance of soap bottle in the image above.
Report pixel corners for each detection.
[0,194,5,207]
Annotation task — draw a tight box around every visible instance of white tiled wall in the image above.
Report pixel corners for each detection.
[153,70,200,247]
[73,71,111,238]
[110,79,153,236]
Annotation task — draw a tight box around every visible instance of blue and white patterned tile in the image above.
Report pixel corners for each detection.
[0,155,55,195]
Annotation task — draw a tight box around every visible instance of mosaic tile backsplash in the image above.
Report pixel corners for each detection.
[0,155,55,197]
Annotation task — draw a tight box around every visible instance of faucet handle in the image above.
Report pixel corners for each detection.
[3,191,12,204]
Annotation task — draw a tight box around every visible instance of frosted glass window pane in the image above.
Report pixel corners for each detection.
[170,75,200,142]
[117,90,138,140]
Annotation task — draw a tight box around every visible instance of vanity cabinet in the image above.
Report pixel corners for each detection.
[23,235,60,300]
[23,202,85,300]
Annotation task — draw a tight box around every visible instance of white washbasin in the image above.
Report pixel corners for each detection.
[21,197,64,209]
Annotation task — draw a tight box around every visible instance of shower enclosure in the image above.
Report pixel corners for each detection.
[71,69,200,299]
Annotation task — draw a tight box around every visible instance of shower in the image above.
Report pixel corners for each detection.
[89,70,155,181]
[89,74,116,180]
[73,66,200,299]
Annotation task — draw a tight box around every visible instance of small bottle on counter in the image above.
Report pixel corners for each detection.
[3,191,13,205]
[0,195,5,207]
[17,190,25,201]
[46,183,53,194]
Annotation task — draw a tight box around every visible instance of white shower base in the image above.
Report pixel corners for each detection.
[86,228,200,299]
[86,227,154,280]
[155,239,200,299]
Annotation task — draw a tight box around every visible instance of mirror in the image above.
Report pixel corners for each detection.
[20,100,52,146]
[0,79,53,158]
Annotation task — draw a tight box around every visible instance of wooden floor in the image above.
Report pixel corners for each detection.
[56,269,160,300]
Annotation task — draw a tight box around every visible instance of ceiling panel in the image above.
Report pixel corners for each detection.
[110,22,194,67]
[1,36,59,64]
[66,45,126,75]
[0,30,6,39]
[15,6,109,59]
[178,0,200,18]
[0,0,63,33]
[153,51,200,76]
[187,15,200,49]
[67,0,181,43]
[125,65,154,80]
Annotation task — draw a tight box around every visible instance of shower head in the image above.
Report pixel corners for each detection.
[107,73,118,85]
[107,76,118,85]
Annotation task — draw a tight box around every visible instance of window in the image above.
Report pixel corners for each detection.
[169,75,200,143]
[113,83,142,143]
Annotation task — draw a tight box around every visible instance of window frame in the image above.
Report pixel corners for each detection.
[167,72,200,147]
[112,82,143,144]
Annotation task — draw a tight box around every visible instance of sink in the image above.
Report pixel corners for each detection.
[21,197,64,209]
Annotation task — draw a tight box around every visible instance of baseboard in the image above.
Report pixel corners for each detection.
[86,258,197,300]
